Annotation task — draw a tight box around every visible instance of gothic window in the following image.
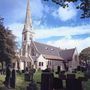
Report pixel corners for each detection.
[75,54,78,61]
[39,62,41,66]
[39,62,43,66]
[42,62,43,66]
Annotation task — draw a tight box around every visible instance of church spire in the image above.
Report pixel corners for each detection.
[24,0,32,32]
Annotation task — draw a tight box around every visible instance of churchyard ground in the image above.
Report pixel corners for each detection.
[0,71,90,90]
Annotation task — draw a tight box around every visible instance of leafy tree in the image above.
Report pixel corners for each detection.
[79,47,90,68]
[43,0,90,18]
[0,17,17,68]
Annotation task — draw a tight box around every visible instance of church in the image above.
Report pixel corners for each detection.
[15,0,80,71]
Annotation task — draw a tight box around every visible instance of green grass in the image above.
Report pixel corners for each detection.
[0,75,5,86]
[0,71,41,90]
[33,70,42,90]
[34,70,41,83]
[0,74,29,90]
[16,74,29,90]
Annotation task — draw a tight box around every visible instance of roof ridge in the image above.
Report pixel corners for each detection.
[60,48,76,51]
[34,41,60,49]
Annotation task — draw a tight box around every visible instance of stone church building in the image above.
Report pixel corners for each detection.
[16,0,79,71]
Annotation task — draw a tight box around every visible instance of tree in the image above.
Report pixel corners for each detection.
[0,17,17,67]
[79,47,90,68]
[43,0,90,18]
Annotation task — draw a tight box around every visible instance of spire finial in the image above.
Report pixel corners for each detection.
[24,0,32,32]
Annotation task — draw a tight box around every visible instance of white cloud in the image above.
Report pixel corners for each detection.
[47,37,90,53]
[34,25,90,39]
[52,2,77,21]
[8,23,90,41]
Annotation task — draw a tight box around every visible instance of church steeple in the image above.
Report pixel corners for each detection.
[23,0,32,32]
[22,0,33,57]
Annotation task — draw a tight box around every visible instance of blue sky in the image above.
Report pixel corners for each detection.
[0,0,90,52]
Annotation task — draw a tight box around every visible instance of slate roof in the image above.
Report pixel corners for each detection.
[34,41,60,56]
[43,54,64,61]
[59,48,75,62]
[34,41,75,61]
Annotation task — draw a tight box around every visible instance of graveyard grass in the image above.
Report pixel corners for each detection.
[0,74,29,90]
[0,71,41,90]
[0,71,90,90]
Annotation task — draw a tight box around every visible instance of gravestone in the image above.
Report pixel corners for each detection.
[59,72,66,80]
[10,68,16,88]
[66,74,83,90]
[85,65,90,79]
[25,73,30,81]
[76,78,83,90]
[26,68,36,90]
[3,64,12,88]
[66,74,76,90]
[24,67,30,81]
[53,77,63,90]
[29,68,36,81]
[41,69,53,90]
[27,81,38,90]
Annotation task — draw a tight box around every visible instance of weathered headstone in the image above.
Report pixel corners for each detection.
[3,64,12,88]
[25,73,30,81]
[66,74,83,90]
[29,68,36,81]
[27,81,38,90]
[85,65,90,79]
[10,68,16,88]
[66,74,76,90]
[59,71,66,80]
[53,77,63,90]
[24,67,30,81]
[76,78,83,90]
[41,69,53,90]
[26,68,36,90]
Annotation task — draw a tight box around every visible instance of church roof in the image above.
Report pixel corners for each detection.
[43,54,64,61]
[34,41,60,56]
[59,48,75,62]
[34,41,75,61]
